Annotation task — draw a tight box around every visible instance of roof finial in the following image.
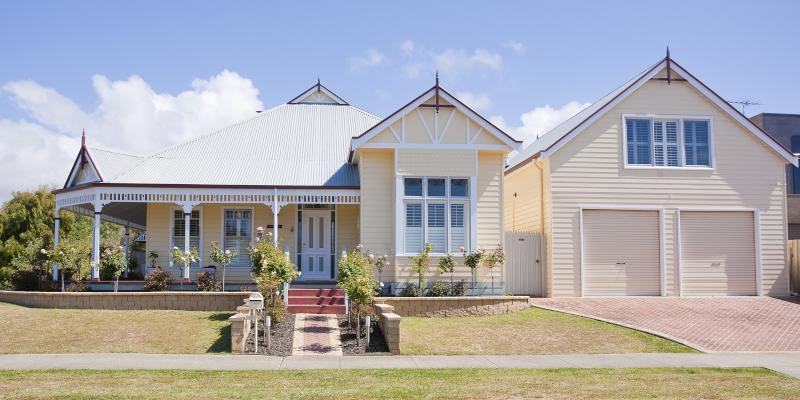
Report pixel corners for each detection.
[666,45,672,85]
[317,76,321,89]
[434,70,440,114]
[435,69,439,87]
[81,129,86,147]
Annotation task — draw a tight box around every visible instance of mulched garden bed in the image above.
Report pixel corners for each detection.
[246,312,296,356]
[339,317,389,354]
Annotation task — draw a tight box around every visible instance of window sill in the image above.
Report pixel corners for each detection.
[624,165,714,171]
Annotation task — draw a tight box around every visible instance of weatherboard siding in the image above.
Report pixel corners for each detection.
[358,149,396,278]
[546,78,788,297]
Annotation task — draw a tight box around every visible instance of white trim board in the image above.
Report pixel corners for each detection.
[351,86,521,151]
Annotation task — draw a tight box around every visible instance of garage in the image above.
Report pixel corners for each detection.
[582,209,662,296]
[679,211,757,296]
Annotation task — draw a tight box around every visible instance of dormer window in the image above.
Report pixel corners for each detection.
[624,115,713,168]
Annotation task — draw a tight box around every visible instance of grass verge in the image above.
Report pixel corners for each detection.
[0,302,231,354]
[400,307,695,355]
[0,368,797,399]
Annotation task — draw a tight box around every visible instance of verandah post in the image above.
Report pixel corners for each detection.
[183,204,192,281]
[52,208,60,283]
[91,203,102,281]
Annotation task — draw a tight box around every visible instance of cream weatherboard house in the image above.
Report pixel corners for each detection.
[504,55,798,297]
[52,80,521,293]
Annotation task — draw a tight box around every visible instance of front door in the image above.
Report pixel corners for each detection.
[299,210,332,280]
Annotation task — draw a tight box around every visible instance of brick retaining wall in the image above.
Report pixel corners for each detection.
[373,296,529,317]
[0,290,253,311]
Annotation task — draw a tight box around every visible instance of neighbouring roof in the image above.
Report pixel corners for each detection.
[507,57,797,170]
[74,83,381,188]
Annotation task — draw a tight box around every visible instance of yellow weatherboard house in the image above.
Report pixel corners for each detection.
[53,78,521,294]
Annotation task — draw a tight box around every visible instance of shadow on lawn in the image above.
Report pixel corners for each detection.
[206,312,232,353]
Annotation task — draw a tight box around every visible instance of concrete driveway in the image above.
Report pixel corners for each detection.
[530,296,800,352]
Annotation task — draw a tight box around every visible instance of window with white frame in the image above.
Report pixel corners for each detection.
[172,210,200,267]
[625,117,712,167]
[403,177,469,254]
[223,210,252,266]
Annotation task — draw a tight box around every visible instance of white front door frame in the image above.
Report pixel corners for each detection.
[297,209,334,281]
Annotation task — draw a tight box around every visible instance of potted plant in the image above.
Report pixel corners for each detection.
[209,241,234,291]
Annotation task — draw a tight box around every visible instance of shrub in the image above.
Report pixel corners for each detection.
[338,248,378,343]
[66,281,91,292]
[268,296,287,323]
[196,270,221,292]
[452,280,467,296]
[463,248,484,296]
[400,281,421,297]
[143,267,173,291]
[427,281,452,297]
[251,240,297,307]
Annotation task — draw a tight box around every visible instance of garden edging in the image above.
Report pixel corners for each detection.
[374,296,529,317]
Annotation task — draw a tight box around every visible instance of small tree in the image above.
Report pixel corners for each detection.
[438,253,456,295]
[172,246,199,290]
[482,245,505,294]
[371,253,389,294]
[250,240,298,309]
[42,242,81,292]
[338,248,377,343]
[101,245,127,292]
[463,247,483,296]
[410,242,432,295]
[209,241,234,291]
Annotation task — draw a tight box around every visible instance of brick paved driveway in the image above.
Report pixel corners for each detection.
[530,296,800,352]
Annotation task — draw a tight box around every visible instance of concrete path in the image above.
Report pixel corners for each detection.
[291,314,342,356]
[0,353,799,377]
[531,296,800,352]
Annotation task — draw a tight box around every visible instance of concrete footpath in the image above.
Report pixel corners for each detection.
[0,353,799,378]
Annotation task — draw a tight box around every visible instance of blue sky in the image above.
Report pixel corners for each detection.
[0,0,799,199]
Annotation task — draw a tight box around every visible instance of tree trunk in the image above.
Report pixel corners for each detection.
[222,265,226,291]
[356,309,361,345]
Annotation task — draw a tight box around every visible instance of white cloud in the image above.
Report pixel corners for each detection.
[503,41,526,54]
[349,49,387,72]
[456,91,492,112]
[398,40,504,81]
[491,101,590,146]
[0,70,264,200]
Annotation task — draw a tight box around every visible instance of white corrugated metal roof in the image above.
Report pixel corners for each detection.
[89,147,144,181]
[91,103,380,187]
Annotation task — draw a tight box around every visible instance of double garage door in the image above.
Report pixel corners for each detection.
[582,209,757,296]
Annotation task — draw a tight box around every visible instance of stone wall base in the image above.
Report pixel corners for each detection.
[0,290,252,311]
[374,296,529,317]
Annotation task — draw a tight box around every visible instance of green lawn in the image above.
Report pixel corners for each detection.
[400,306,694,355]
[0,302,231,354]
[0,368,797,399]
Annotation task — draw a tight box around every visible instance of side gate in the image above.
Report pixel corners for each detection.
[504,231,546,296]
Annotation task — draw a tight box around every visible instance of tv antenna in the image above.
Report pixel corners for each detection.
[728,99,762,115]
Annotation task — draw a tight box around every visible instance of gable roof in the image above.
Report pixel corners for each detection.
[350,84,522,153]
[507,57,798,171]
[287,80,349,105]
